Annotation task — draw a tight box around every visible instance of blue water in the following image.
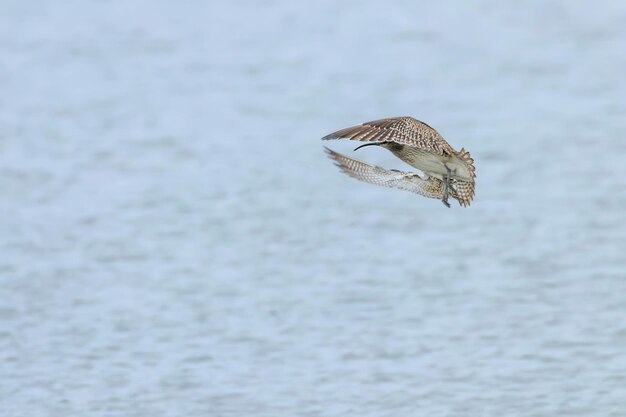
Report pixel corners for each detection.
[1,1,626,416]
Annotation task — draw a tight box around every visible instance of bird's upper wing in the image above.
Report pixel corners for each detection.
[324,147,445,200]
[322,116,455,156]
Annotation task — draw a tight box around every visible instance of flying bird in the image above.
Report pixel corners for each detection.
[322,116,476,207]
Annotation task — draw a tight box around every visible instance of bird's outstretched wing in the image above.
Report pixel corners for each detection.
[324,147,447,201]
[322,116,455,156]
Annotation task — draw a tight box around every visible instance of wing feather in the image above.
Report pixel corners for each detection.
[322,116,456,156]
[324,147,445,200]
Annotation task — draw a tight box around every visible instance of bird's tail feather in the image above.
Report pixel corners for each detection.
[458,147,476,179]
[454,148,476,206]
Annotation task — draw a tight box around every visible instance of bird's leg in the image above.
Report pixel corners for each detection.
[448,182,458,197]
[441,165,453,208]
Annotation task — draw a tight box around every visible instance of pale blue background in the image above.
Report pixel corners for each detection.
[1,1,625,416]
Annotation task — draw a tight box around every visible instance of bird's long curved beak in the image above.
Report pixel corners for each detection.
[353,142,382,151]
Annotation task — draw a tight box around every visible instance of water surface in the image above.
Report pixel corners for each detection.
[1,1,626,416]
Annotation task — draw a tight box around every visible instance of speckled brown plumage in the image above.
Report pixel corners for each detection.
[325,147,472,206]
[322,116,476,207]
[322,116,456,156]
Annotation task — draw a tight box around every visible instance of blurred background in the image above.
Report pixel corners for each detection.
[1,1,625,416]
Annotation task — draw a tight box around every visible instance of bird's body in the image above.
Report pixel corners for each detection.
[381,142,473,183]
[322,116,476,207]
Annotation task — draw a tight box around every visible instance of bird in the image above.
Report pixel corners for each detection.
[325,147,462,203]
[322,116,476,207]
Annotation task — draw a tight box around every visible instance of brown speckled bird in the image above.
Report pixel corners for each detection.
[322,116,476,207]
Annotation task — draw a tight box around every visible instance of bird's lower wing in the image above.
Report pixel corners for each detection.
[324,147,445,200]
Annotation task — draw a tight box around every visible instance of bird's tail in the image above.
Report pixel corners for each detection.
[458,147,476,181]
[455,148,476,206]
[452,180,474,207]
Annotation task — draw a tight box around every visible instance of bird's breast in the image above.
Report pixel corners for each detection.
[391,147,447,175]
[390,147,472,181]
